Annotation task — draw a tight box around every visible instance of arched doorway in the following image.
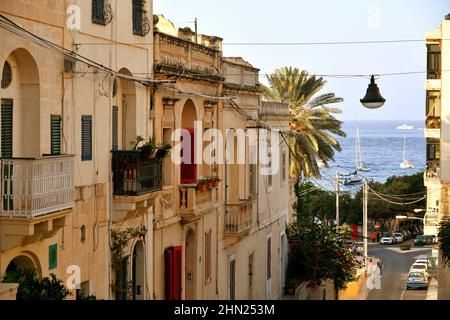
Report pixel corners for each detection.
[131,240,145,300]
[114,69,136,150]
[180,100,197,183]
[1,48,40,158]
[3,253,41,282]
[185,228,197,300]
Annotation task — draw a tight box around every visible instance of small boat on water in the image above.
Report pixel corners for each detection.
[355,126,371,172]
[339,171,363,185]
[400,135,415,169]
[396,124,415,130]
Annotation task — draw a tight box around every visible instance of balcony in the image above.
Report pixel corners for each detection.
[178,183,215,222]
[112,150,162,196]
[0,155,74,251]
[111,151,162,222]
[425,116,440,139]
[0,155,74,218]
[424,163,440,186]
[224,198,256,236]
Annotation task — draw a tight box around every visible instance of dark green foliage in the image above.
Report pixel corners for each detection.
[2,269,70,300]
[438,219,450,268]
[287,180,361,291]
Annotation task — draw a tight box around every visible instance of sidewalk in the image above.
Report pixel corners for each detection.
[426,278,438,300]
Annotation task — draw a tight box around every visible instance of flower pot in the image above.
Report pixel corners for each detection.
[155,149,167,159]
[198,183,207,192]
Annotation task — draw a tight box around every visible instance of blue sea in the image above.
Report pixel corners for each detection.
[317,120,425,193]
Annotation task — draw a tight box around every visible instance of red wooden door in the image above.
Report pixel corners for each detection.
[180,128,196,183]
[173,246,182,300]
[164,248,174,300]
[164,246,183,300]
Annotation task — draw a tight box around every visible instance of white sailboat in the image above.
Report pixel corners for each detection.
[355,126,371,172]
[400,135,414,169]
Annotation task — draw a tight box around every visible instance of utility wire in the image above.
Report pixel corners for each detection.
[72,38,450,46]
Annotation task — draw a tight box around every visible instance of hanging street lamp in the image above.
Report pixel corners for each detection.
[360,75,386,109]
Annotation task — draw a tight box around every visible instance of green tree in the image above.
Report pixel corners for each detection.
[2,269,70,300]
[262,67,346,179]
[287,181,360,299]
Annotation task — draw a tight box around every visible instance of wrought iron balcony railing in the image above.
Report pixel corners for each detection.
[92,0,113,26]
[112,150,162,196]
[132,0,150,36]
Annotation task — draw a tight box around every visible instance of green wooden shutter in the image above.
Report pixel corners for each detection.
[81,115,92,161]
[112,106,118,151]
[49,244,58,270]
[51,115,62,155]
[92,0,105,24]
[1,99,13,158]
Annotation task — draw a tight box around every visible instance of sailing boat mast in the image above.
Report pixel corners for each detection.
[402,135,406,161]
[356,126,361,169]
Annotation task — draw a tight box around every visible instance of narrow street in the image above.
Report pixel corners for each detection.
[367,242,432,300]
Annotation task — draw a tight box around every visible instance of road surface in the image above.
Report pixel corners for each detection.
[367,242,432,300]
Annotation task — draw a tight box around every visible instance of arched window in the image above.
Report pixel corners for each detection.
[1,61,12,89]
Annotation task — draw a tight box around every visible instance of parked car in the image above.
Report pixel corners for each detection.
[415,258,432,269]
[414,235,427,246]
[394,232,404,243]
[410,263,429,278]
[381,234,396,245]
[406,271,430,290]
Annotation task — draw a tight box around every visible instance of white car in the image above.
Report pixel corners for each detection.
[381,235,396,245]
[410,263,429,278]
[394,232,404,243]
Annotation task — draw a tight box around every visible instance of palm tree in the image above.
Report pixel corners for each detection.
[263,67,346,179]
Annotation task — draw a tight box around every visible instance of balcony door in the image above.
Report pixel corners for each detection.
[180,128,196,183]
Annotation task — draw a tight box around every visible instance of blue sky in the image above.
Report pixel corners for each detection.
[154,0,449,121]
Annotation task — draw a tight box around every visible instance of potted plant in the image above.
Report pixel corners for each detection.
[130,135,145,151]
[156,141,172,159]
[207,177,215,188]
[197,178,209,192]
[140,136,158,159]
[211,177,221,188]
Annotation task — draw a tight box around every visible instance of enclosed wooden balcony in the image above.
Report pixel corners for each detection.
[224,198,256,237]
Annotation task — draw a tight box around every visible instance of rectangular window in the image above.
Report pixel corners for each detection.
[248,253,254,299]
[132,0,145,36]
[112,106,118,151]
[81,115,93,161]
[1,99,13,158]
[205,231,212,282]
[229,259,236,300]
[51,115,62,155]
[267,135,272,187]
[92,0,106,25]
[427,141,440,161]
[164,246,182,300]
[49,244,58,270]
[427,44,441,79]
[266,237,272,280]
